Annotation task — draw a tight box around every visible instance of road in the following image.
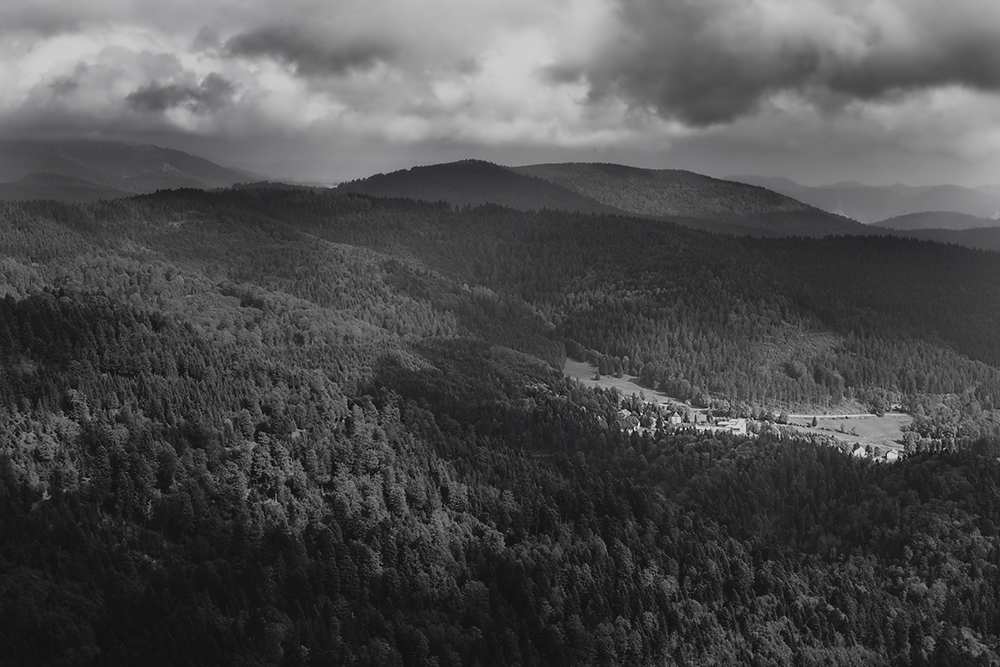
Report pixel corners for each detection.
[789,413,876,419]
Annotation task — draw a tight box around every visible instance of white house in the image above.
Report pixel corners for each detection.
[717,418,748,436]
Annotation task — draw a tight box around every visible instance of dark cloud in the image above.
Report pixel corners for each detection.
[225,26,395,76]
[556,0,1000,127]
[126,73,236,115]
[48,69,84,98]
[827,35,1000,100]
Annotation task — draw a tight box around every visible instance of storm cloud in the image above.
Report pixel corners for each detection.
[2,0,1000,185]
[558,0,1000,126]
[126,73,236,115]
[225,27,395,77]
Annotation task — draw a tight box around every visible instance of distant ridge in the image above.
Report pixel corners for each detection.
[0,139,251,198]
[902,185,1000,219]
[727,174,807,194]
[0,172,130,202]
[875,211,1000,231]
[336,160,624,215]
[515,162,863,236]
[878,226,1000,253]
[728,174,1000,223]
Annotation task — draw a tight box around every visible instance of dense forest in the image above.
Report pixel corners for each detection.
[2,189,1000,664]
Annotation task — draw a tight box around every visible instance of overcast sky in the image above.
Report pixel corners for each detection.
[3,0,1000,185]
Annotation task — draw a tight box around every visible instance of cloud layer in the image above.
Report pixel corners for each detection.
[561,0,1000,126]
[1,0,999,183]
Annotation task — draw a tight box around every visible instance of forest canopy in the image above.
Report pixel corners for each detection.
[1,189,1000,665]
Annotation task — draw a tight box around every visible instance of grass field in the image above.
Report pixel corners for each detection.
[785,414,912,450]
[563,359,699,412]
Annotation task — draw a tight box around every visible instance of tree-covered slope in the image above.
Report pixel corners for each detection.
[337,160,623,215]
[0,172,131,202]
[0,139,250,194]
[515,162,864,236]
[2,189,1000,665]
[880,226,1000,253]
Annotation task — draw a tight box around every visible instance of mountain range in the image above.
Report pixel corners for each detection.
[730,174,1000,223]
[0,172,130,202]
[4,139,1000,250]
[339,159,863,237]
[0,139,252,201]
[336,159,621,216]
[874,211,1000,231]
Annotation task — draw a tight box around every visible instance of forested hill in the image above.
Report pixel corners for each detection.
[878,225,1000,253]
[336,159,623,215]
[875,211,1000,231]
[514,162,864,236]
[3,189,1000,664]
[0,139,251,198]
[338,159,865,237]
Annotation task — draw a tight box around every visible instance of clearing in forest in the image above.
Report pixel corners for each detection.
[563,359,911,450]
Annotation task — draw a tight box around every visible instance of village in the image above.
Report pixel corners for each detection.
[565,359,907,463]
[614,406,749,437]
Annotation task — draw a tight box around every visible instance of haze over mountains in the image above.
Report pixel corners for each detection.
[874,211,1000,231]
[730,173,1000,223]
[0,172,131,202]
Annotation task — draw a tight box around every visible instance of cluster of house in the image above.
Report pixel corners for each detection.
[851,444,901,462]
[616,408,683,432]
[615,408,750,438]
[616,409,643,431]
[613,405,906,463]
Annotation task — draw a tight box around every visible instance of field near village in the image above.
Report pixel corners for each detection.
[563,359,911,450]
[785,413,912,451]
[563,359,693,411]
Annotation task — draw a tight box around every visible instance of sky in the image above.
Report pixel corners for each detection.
[2,0,1000,185]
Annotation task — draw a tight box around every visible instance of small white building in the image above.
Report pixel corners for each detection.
[692,418,751,438]
[717,418,748,436]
